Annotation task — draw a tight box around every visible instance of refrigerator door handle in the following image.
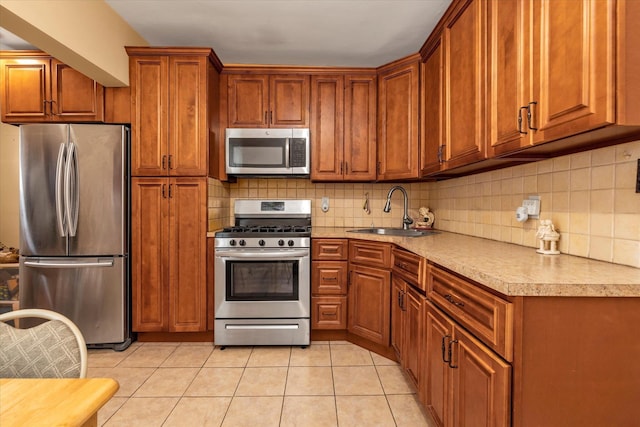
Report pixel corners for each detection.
[55,142,67,237]
[23,259,115,268]
[64,142,80,237]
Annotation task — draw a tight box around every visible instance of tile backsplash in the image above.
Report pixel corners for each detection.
[208,140,640,268]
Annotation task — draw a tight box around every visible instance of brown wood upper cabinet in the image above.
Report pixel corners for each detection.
[227,74,309,128]
[489,0,640,157]
[0,51,104,123]
[310,74,377,181]
[377,55,420,180]
[127,48,220,177]
[420,0,487,176]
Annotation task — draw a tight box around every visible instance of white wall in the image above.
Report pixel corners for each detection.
[0,123,20,248]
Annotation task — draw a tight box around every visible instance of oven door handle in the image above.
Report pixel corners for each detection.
[215,249,309,259]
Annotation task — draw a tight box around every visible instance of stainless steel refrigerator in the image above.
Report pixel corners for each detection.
[19,124,131,350]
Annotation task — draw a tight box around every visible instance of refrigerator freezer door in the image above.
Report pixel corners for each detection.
[68,125,128,256]
[20,124,70,256]
[19,256,128,345]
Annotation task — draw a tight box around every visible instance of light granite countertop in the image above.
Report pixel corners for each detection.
[311,227,640,298]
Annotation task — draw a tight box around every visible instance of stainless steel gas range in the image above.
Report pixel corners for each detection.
[214,199,311,346]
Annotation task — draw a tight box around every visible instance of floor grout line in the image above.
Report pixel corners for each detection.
[90,341,431,427]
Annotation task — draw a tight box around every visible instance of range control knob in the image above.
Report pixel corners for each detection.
[278,239,285,246]
[288,240,295,247]
[229,239,236,246]
[259,239,266,246]
[239,239,246,246]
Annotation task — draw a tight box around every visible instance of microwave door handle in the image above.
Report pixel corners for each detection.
[285,138,290,169]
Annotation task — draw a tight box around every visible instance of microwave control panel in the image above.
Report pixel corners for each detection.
[290,139,307,167]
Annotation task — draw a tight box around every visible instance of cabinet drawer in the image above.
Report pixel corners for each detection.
[312,261,348,295]
[312,239,349,260]
[349,240,392,268]
[312,296,347,329]
[392,248,425,291]
[428,265,513,362]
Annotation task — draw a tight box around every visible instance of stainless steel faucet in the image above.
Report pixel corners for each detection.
[383,185,414,230]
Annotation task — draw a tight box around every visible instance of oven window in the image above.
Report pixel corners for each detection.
[226,260,299,301]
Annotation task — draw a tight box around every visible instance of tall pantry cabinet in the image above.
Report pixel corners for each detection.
[127,47,221,334]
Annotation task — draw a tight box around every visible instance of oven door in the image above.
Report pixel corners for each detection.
[214,248,310,319]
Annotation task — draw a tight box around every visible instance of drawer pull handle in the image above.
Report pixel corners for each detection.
[444,294,465,307]
[448,339,459,369]
[323,277,337,281]
[321,311,336,317]
[441,334,451,363]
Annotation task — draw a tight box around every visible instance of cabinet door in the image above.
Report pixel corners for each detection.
[532,0,614,144]
[310,75,344,180]
[488,0,532,156]
[420,37,445,176]
[169,178,207,332]
[404,285,424,389]
[169,56,208,176]
[344,74,377,180]
[451,326,511,427]
[131,178,169,332]
[424,302,453,427]
[0,57,50,122]
[227,74,269,127]
[130,56,169,176]
[443,0,487,169]
[377,60,420,180]
[348,264,391,345]
[391,276,405,359]
[51,60,104,122]
[269,74,309,127]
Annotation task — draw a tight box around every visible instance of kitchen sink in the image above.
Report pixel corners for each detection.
[347,227,439,237]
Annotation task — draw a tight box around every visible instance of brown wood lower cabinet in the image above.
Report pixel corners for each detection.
[347,240,392,346]
[424,300,511,427]
[348,263,391,345]
[392,275,424,390]
[311,296,347,330]
[131,177,207,333]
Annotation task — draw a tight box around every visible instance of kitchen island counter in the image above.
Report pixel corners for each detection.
[312,227,640,297]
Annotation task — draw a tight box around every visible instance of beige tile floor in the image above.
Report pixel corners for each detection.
[88,340,436,427]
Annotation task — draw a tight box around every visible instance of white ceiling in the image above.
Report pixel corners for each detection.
[1,0,451,67]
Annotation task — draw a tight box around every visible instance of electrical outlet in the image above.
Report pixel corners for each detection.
[522,196,540,218]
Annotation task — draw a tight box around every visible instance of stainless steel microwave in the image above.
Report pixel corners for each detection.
[225,128,310,176]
